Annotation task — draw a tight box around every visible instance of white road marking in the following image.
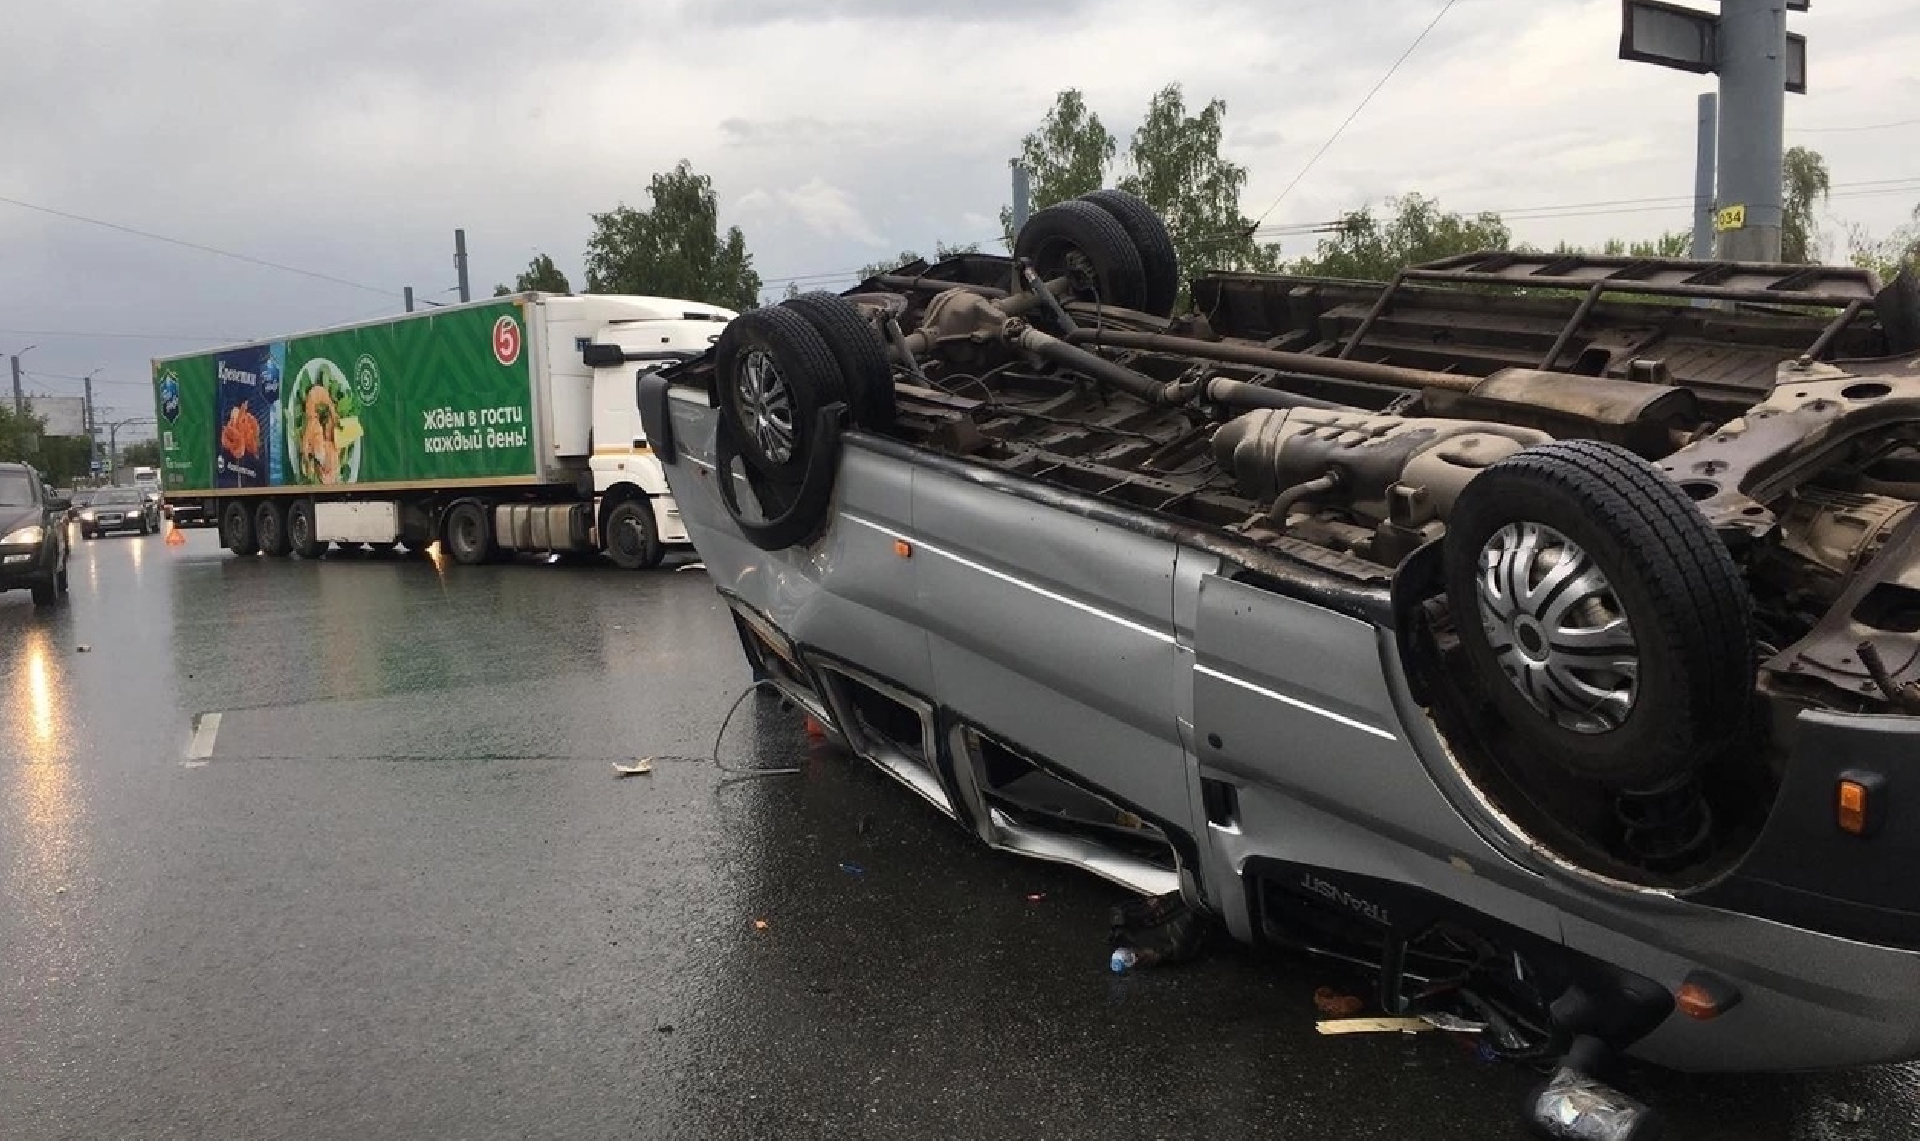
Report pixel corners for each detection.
[187,712,222,762]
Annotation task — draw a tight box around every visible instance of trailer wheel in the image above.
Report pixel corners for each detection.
[1443,440,1754,790]
[603,497,664,571]
[444,501,495,566]
[781,292,896,429]
[1014,199,1149,312]
[221,501,258,557]
[715,306,847,483]
[1080,189,1179,317]
[287,499,323,559]
[255,500,291,557]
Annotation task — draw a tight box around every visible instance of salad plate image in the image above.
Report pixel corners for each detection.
[285,358,364,485]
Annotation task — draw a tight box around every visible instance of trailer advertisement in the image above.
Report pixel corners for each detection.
[155,300,536,493]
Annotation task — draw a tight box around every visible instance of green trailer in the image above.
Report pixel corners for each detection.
[152,293,735,567]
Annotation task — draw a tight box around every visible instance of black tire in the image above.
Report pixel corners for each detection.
[81,528,95,541]
[1014,199,1149,312]
[603,497,664,571]
[1081,189,1179,318]
[714,306,847,483]
[255,500,291,557]
[221,501,258,556]
[56,566,68,594]
[781,292,896,429]
[444,501,494,566]
[1443,440,1753,790]
[31,573,56,607]
[287,499,322,559]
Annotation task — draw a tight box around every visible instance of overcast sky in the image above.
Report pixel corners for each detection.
[3,0,1916,432]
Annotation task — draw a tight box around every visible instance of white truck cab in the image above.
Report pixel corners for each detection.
[536,295,735,560]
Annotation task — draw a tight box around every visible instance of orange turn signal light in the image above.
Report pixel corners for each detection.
[1675,970,1741,1021]
[1838,780,1869,836]
[893,539,913,559]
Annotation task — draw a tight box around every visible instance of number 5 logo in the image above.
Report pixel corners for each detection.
[492,315,523,366]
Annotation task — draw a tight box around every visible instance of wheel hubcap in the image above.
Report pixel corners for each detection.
[1474,522,1639,734]
[737,351,796,464]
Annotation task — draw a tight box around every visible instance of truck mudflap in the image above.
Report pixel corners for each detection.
[1691,709,1920,949]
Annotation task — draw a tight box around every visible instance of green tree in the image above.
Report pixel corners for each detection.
[1847,206,1920,279]
[1119,84,1280,286]
[0,403,45,463]
[119,439,162,469]
[1289,194,1510,281]
[37,436,92,486]
[1544,231,1692,258]
[999,89,1117,244]
[1602,231,1691,258]
[494,252,572,296]
[584,160,761,310]
[856,240,982,281]
[1782,145,1831,264]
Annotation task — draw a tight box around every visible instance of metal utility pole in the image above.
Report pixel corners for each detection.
[1010,161,1032,234]
[1714,0,1787,261]
[83,369,98,474]
[404,286,415,313]
[1691,91,1719,260]
[454,230,471,303]
[9,345,34,414]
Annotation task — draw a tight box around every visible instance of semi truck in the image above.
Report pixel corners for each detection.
[151,293,732,568]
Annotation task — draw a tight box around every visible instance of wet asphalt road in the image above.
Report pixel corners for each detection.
[3,527,1918,1140]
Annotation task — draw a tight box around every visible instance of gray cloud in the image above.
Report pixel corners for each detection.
[0,0,1911,428]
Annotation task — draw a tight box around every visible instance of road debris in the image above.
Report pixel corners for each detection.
[612,758,654,777]
[75,645,91,653]
[752,919,770,931]
[839,861,865,877]
[1313,987,1366,1017]
[1025,893,1046,903]
[1315,1017,1436,1036]
[1419,1012,1488,1034]
[1107,890,1208,969]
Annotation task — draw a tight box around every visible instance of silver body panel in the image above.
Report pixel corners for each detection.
[660,389,1920,1073]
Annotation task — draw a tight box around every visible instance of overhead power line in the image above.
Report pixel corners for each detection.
[1789,117,1920,134]
[1250,0,1461,228]
[0,193,398,297]
[757,173,1920,299]
[0,327,247,343]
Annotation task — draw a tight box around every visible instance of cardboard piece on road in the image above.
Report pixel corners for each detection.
[1316,1017,1436,1036]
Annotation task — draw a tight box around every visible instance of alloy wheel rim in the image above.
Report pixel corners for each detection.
[737,350,797,465]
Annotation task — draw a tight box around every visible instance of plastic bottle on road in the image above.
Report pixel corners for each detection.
[1110,947,1139,973]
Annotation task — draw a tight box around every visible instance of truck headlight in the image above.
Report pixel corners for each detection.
[1,525,45,546]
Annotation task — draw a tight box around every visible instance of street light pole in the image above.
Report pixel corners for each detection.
[9,344,35,414]
[106,417,155,483]
[82,369,101,473]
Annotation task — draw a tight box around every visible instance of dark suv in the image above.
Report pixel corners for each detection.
[0,463,71,607]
